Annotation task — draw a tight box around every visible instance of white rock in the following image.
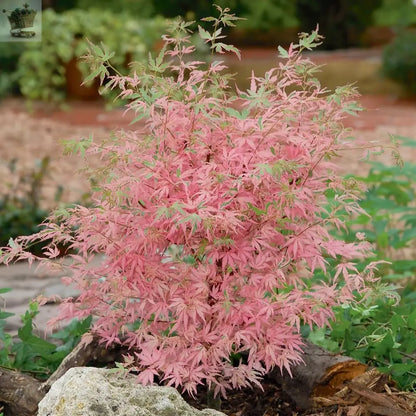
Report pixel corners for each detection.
[37,367,226,416]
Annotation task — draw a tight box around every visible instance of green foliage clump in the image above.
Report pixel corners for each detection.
[382,30,416,95]
[152,0,298,30]
[75,0,155,19]
[0,289,91,379]
[0,43,25,99]
[307,291,416,391]
[17,8,169,103]
[236,0,298,30]
[373,0,416,27]
[308,138,416,390]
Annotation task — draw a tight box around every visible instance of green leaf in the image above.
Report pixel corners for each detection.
[277,45,289,58]
[200,16,217,22]
[83,66,106,85]
[225,107,249,119]
[247,202,265,216]
[52,316,92,343]
[198,25,212,41]
[374,333,395,356]
[17,317,33,342]
[0,311,14,319]
[390,362,416,377]
[391,134,416,148]
[183,255,196,265]
[178,213,202,231]
[402,227,416,242]
[407,308,416,330]
[307,327,339,352]
[22,335,57,354]
[376,231,389,249]
[342,329,355,354]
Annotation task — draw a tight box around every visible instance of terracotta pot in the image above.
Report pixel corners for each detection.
[361,26,396,47]
[65,57,100,100]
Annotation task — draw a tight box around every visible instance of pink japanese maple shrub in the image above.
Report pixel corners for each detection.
[2,9,379,397]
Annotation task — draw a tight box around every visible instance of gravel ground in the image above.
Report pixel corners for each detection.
[0,101,117,209]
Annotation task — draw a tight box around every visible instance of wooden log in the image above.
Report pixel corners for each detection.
[269,339,368,409]
[270,341,416,416]
[0,368,43,416]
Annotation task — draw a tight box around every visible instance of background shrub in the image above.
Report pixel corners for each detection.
[308,138,416,390]
[0,292,92,380]
[75,0,155,18]
[382,29,416,95]
[373,0,416,27]
[17,9,169,103]
[0,43,25,99]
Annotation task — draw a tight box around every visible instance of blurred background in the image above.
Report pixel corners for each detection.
[1,0,416,101]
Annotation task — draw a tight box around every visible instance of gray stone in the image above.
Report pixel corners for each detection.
[37,367,226,416]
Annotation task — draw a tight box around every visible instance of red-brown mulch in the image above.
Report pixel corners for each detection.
[182,368,416,416]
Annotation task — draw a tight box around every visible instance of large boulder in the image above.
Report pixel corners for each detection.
[37,367,226,416]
